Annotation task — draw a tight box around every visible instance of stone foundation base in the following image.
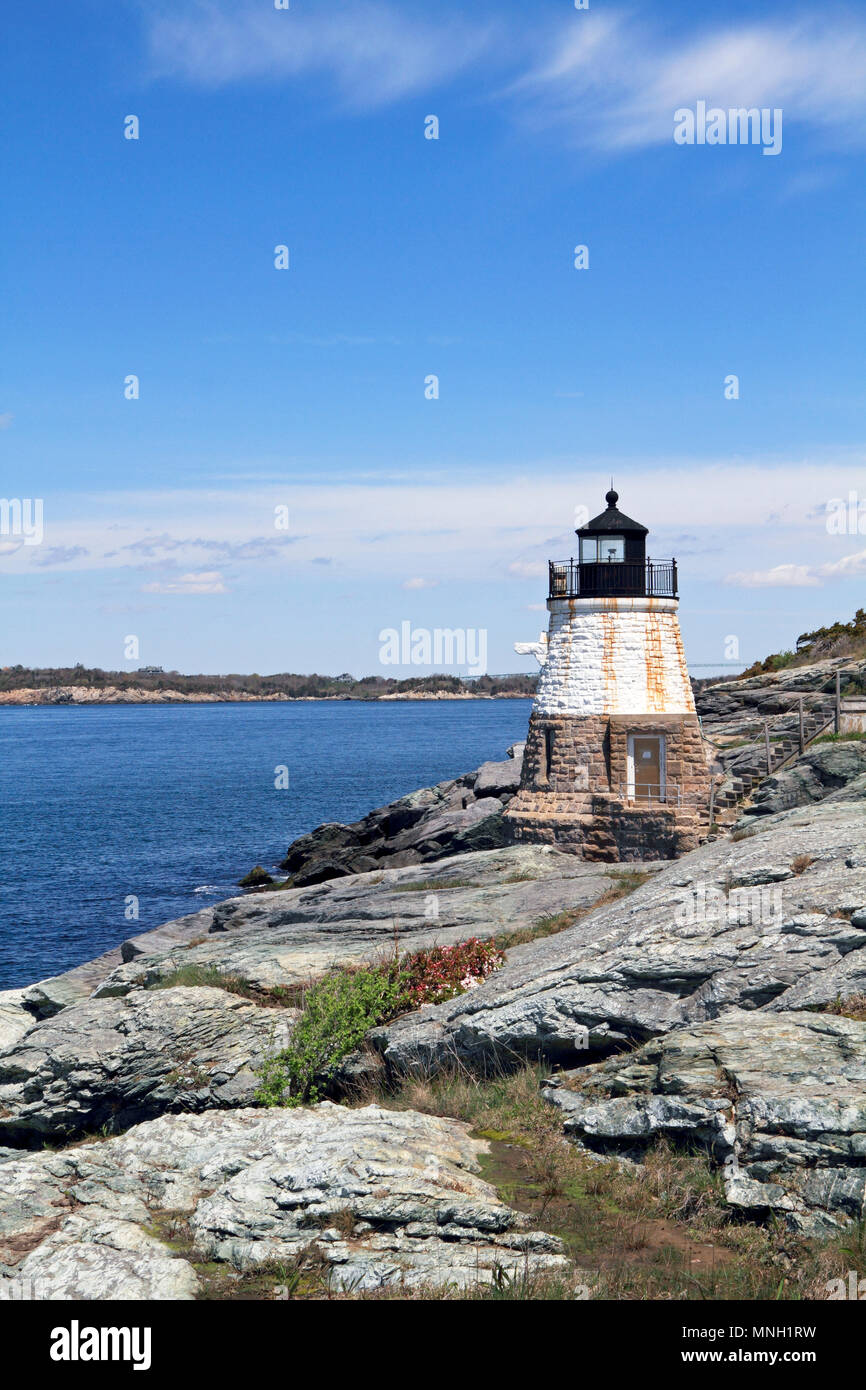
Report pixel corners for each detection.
[505,794,703,862]
[505,709,712,862]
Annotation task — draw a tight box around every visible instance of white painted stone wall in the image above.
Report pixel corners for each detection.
[533,597,697,716]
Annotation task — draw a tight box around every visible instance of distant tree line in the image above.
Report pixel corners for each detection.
[0,664,538,700]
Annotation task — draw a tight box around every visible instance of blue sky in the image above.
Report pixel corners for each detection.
[2,0,866,677]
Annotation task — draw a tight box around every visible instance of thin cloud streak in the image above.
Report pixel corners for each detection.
[144,3,866,155]
[510,11,866,153]
[5,458,866,596]
[726,549,866,588]
[145,0,500,106]
[141,570,227,596]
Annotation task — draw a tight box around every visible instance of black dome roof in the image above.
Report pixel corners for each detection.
[577,488,648,535]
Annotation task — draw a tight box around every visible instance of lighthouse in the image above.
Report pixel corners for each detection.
[506,489,711,861]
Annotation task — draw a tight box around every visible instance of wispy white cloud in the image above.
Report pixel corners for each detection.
[817,549,866,579]
[145,0,498,106]
[266,332,402,349]
[725,563,820,589]
[510,11,866,154]
[402,576,438,590]
[142,3,866,156]
[5,455,866,596]
[726,549,866,588]
[33,545,88,567]
[110,533,303,564]
[508,560,547,579]
[141,570,227,596]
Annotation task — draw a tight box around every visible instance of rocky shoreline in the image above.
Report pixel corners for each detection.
[2,659,866,1297]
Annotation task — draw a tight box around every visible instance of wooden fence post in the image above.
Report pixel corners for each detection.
[836,669,842,733]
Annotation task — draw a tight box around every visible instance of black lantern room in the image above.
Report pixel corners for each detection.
[548,489,677,599]
[577,489,647,567]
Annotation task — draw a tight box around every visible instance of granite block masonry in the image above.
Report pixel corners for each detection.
[506,489,712,860]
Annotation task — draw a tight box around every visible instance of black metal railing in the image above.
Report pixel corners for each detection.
[548,558,678,600]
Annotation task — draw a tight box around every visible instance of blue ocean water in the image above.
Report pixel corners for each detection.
[0,700,531,990]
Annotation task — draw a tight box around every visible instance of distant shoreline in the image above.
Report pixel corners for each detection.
[0,689,533,707]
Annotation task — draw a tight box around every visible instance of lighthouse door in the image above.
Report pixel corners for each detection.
[628,735,665,802]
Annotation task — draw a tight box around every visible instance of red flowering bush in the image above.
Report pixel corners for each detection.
[399,937,505,1006]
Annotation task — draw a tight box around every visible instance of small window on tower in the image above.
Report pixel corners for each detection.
[600,536,625,563]
[580,537,597,562]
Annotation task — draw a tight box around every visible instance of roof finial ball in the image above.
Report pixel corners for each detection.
[605,487,619,509]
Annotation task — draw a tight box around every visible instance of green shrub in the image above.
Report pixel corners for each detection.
[257,966,406,1107]
[257,939,507,1107]
[767,650,796,671]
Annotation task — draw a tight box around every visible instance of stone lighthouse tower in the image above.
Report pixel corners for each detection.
[506,489,711,860]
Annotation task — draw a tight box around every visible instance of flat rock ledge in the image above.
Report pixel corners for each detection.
[0,1104,566,1298]
[544,1010,866,1238]
[0,905,217,1047]
[373,796,866,1076]
[0,987,296,1146]
[90,846,666,998]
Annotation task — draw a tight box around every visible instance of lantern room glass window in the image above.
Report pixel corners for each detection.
[600,536,625,563]
[579,537,597,562]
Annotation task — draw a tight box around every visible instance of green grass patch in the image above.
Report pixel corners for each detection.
[147,964,300,1009]
[144,1058,866,1302]
[358,1064,866,1302]
[496,873,652,951]
[814,731,866,744]
[820,993,866,1022]
[497,908,585,949]
[605,868,654,894]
